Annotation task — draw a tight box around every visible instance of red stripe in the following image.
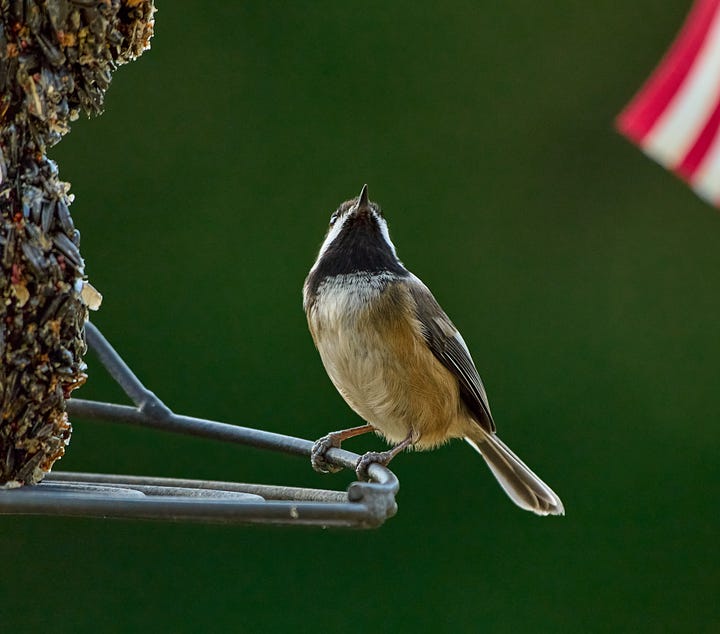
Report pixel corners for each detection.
[676,93,720,178]
[616,0,720,143]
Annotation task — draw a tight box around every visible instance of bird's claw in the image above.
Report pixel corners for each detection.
[310,434,344,474]
[355,450,393,481]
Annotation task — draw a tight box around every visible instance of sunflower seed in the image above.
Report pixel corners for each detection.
[56,198,74,233]
[35,32,65,67]
[41,197,56,233]
[14,452,44,483]
[52,232,82,266]
[20,241,46,276]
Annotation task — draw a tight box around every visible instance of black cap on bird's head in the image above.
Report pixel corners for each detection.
[328,184,376,227]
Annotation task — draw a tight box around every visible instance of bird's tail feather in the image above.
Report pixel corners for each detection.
[465,429,564,516]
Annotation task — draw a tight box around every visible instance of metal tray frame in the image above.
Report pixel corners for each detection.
[0,323,399,528]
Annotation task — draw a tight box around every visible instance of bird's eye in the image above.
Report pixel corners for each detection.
[329,211,340,226]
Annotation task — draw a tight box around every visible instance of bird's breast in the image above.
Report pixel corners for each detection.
[306,274,466,448]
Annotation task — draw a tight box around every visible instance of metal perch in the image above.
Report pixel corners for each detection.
[0,322,400,528]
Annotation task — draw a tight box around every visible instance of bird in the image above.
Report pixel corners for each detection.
[303,185,564,516]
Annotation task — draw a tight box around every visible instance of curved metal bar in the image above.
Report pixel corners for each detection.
[67,399,387,474]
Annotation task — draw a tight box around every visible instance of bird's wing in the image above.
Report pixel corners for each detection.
[406,276,495,433]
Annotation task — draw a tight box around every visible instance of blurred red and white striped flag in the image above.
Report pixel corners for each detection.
[617,0,720,205]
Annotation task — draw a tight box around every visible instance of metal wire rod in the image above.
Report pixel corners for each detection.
[83,323,173,420]
[0,322,400,528]
[48,472,349,503]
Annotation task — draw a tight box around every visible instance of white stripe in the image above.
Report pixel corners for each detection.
[372,211,399,259]
[643,5,720,168]
[689,128,720,201]
[313,213,348,264]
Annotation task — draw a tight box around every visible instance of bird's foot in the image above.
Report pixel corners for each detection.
[310,433,344,474]
[355,450,395,481]
[354,433,414,481]
[310,424,376,474]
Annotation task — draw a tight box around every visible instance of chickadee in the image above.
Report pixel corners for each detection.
[303,185,564,516]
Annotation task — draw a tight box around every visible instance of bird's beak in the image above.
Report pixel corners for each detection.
[357,184,369,209]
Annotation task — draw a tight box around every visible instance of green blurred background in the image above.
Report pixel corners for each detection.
[2,1,719,631]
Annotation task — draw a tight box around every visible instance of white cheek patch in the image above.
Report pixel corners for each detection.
[313,212,353,266]
[372,212,398,259]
